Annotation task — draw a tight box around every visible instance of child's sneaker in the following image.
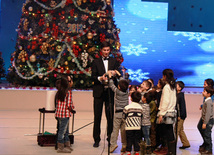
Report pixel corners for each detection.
[126,151,131,155]
[110,145,118,153]
[120,151,126,155]
[120,145,126,152]
[135,151,140,155]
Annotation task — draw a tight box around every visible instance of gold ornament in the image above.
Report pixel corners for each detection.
[48,58,55,68]
[64,61,68,66]
[88,47,96,53]
[106,0,111,5]
[83,0,87,3]
[41,42,48,54]
[77,0,82,6]
[38,73,43,79]
[56,45,62,52]
[29,55,36,62]
[50,0,57,8]
[87,32,93,39]
[21,58,26,62]
[23,19,29,31]
[116,41,121,48]
[18,50,27,60]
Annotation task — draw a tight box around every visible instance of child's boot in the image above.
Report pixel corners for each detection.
[146,146,152,154]
[64,141,73,151]
[57,143,71,153]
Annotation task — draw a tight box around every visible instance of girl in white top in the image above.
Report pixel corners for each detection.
[157,69,177,155]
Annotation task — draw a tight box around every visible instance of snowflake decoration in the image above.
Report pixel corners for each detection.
[173,32,212,42]
[121,44,148,56]
[127,69,150,83]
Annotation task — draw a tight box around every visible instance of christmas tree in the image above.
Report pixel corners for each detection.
[0,52,6,83]
[7,0,123,88]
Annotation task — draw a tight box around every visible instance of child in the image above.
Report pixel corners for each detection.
[55,76,75,153]
[148,90,157,151]
[156,78,165,108]
[108,70,129,154]
[176,81,190,149]
[138,80,152,96]
[154,78,167,153]
[129,85,137,104]
[156,69,177,155]
[141,93,152,154]
[123,91,143,155]
[148,78,155,90]
[199,79,214,110]
[197,86,214,154]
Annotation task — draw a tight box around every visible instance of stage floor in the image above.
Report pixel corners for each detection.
[0,109,212,155]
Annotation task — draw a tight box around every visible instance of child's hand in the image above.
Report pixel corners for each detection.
[137,87,142,93]
[115,70,121,76]
[158,116,163,124]
[202,123,206,129]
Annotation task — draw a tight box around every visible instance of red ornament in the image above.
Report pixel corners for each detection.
[70,9,74,17]
[66,0,73,5]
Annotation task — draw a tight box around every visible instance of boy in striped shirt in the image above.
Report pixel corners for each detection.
[123,91,143,155]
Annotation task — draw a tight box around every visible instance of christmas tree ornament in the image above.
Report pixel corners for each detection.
[77,0,82,6]
[56,45,62,52]
[38,73,43,79]
[30,55,36,62]
[64,61,68,65]
[28,6,33,11]
[41,42,48,54]
[87,32,93,39]
[21,58,26,62]
[67,56,72,61]
[83,0,87,3]
[50,0,57,8]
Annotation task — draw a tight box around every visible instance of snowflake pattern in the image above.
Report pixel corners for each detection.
[121,44,148,56]
[127,69,150,83]
[173,32,212,42]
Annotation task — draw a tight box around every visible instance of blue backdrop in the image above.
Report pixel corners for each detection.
[114,0,214,86]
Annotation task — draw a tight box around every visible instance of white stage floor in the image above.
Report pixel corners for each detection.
[0,87,212,155]
[0,109,212,155]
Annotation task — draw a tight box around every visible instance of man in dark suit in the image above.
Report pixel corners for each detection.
[91,41,120,147]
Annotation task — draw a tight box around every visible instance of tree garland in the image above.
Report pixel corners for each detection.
[33,0,67,10]
[13,44,66,80]
[71,0,107,14]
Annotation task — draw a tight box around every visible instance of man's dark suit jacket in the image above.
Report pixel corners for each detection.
[91,57,120,98]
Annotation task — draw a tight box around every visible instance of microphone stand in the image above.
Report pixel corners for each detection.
[106,75,112,155]
[107,76,113,155]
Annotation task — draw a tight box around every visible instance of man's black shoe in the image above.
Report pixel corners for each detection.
[179,145,190,149]
[93,142,99,148]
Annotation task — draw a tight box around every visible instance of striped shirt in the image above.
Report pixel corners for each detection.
[123,102,143,130]
[55,90,73,118]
